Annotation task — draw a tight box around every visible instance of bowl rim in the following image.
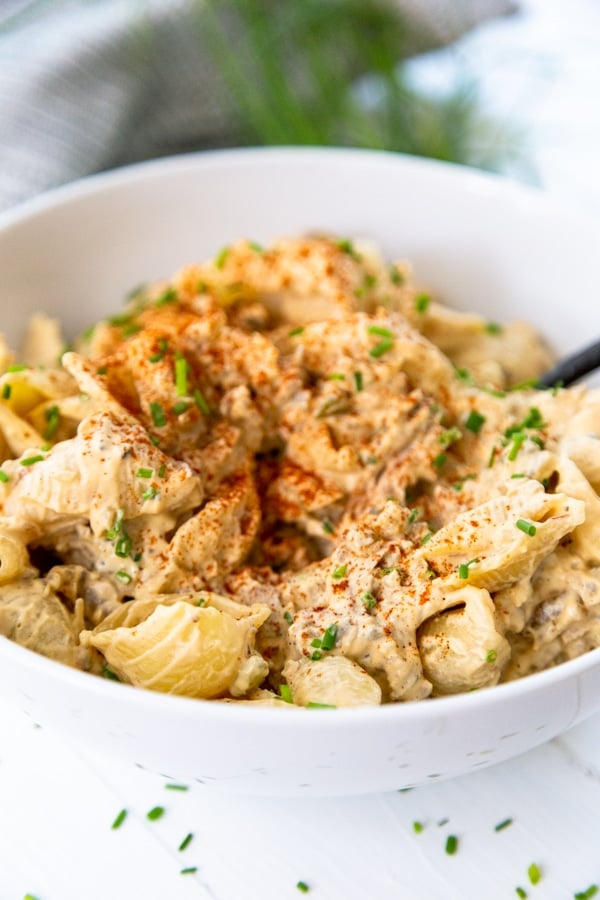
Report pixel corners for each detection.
[1,144,600,728]
[1,144,595,236]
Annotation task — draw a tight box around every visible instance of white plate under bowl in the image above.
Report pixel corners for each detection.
[0,147,599,796]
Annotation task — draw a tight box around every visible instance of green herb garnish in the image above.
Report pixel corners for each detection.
[20,455,44,466]
[458,558,479,579]
[146,806,165,821]
[465,410,486,433]
[415,293,430,313]
[332,564,347,580]
[516,518,537,537]
[179,832,194,851]
[279,684,293,703]
[288,326,305,337]
[174,355,189,396]
[165,783,189,791]
[528,863,541,885]
[136,467,153,478]
[149,401,166,427]
[369,338,394,358]
[296,882,310,894]
[361,591,377,610]
[214,246,230,269]
[486,649,498,663]
[111,808,127,829]
[354,370,363,392]
[0,471,9,483]
[494,818,513,832]
[193,389,211,416]
[155,287,178,306]
[445,834,458,855]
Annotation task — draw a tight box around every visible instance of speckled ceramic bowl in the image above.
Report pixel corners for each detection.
[0,148,599,796]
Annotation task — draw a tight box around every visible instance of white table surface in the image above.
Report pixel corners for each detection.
[2,1,600,898]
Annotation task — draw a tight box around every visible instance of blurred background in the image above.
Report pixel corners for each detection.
[1,0,599,215]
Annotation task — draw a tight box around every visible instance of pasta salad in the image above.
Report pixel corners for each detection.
[0,234,598,708]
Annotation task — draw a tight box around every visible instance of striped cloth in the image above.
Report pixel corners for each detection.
[0,0,514,212]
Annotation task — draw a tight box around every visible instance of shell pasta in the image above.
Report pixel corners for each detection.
[0,234,598,708]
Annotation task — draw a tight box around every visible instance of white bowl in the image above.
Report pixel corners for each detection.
[0,147,599,797]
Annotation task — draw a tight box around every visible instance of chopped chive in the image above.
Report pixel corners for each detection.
[361,591,377,610]
[445,835,458,855]
[174,355,189,396]
[115,531,132,558]
[106,508,124,540]
[516,889,527,899]
[311,638,322,648]
[306,702,336,709]
[296,882,310,893]
[283,610,293,625]
[115,570,132,584]
[413,821,424,834]
[511,473,526,479]
[332,564,347,580]
[465,410,486,433]
[354,370,363,391]
[574,886,599,899]
[279,684,293,703]
[97,365,108,375]
[316,397,351,418]
[248,240,263,252]
[132,551,142,562]
[148,433,161,446]
[6,363,27,372]
[155,287,178,306]
[136,467,153,478]
[415,293,430,313]
[158,464,167,478]
[528,863,541,885]
[102,664,120,681]
[214,246,230,269]
[320,623,339,651]
[165,783,189,791]
[485,321,503,335]
[178,832,194,851]
[193,389,211,416]
[20,455,44,466]
[439,427,462,448]
[407,508,420,525]
[367,324,394,339]
[149,337,169,363]
[2,383,11,399]
[432,452,447,469]
[121,322,142,338]
[149,401,166,427]
[421,532,433,545]
[508,432,527,461]
[322,520,334,535]
[180,867,198,875]
[142,487,158,501]
[196,597,206,606]
[455,366,472,383]
[511,378,540,391]
[311,650,322,660]
[390,266,404,286]
[146,806,165,821]
[516,518,537,537]
[369,338,394,358]
[494,818,513,832]
[486,649,498,663]
[458,558,479,579]
[172,401,190,416]
[336,238,361,260]
[111,808,127,830]
[328,372,345,381]
[288,326,305,337]
[0,471,9,483]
